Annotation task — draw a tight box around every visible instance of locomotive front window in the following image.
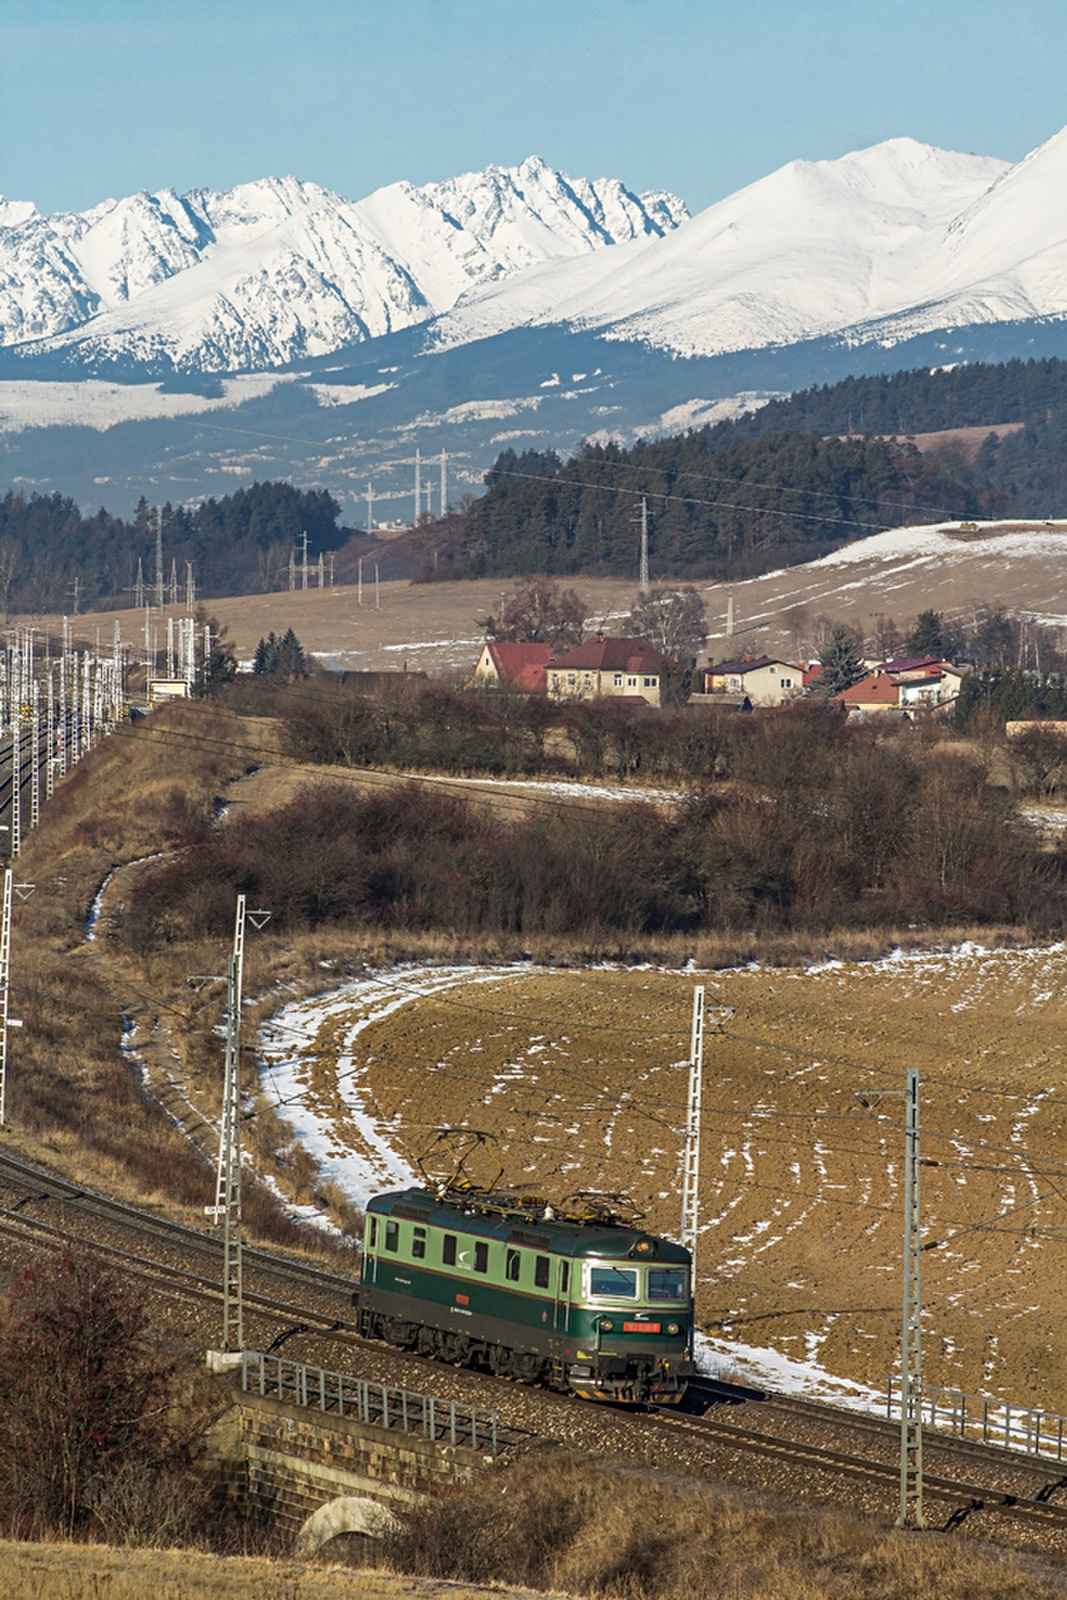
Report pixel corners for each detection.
[412,1226,427,1260]
[589,1265,637,1298]
[442,1234,457,1265]
[647,1268,687,1301]
[384,1220,399,1253]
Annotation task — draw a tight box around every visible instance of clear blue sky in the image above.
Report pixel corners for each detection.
[3,0,1066,216]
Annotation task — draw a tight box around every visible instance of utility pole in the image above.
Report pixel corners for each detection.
[439,450,448,517]
[859,1069,925,1529]
[375,561,381,610]
[365,481,374,533]
[898,1067,925,1529]
[357,557,364,606]
[726,588,735,639]
[679,990,733,1298]
[155,510,164,609]
[634,497,650,593]
[414,446,421,526]
[198,894,270,1354]
[0,869,33,1127]
[301,530,309,590]
[185,561,195,609]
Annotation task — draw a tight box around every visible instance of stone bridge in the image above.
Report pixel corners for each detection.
[205,1350,513,1552]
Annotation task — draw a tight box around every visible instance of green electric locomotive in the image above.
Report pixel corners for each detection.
[355,1185,695,1405]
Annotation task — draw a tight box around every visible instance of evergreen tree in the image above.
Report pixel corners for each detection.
[816,622,865,699]
[905,609,943,658]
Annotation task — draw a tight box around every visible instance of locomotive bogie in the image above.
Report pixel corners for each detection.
[355,1187,695,1406]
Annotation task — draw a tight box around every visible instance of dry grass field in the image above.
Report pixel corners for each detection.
[26,517,1067,680]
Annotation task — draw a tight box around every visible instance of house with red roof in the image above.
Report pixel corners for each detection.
[469,640,552,693]
[545,636,674,707]
[835,658,967,717]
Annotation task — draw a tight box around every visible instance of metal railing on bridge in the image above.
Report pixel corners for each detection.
[887,1376,1067,1462]
[240,1350,501,1457]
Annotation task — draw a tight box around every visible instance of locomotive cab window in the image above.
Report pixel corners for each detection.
[368,1216,377,1248]
[474,1241,489,1273]
[534,1255,550,1289]
[442,1234,457,1265]
[559,1260,570,1294]
[384,1220,399,1253]
[589,1264,637,1298]
[505,1249,521,1282]
[412,1226,427,1260]
[648,1268,687,1301]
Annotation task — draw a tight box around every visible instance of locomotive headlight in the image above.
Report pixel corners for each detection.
[667,1322,680,1335]
[601,1320,614,1332]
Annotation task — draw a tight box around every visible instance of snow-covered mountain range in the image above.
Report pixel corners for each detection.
[6,127,1067,376]
[0,158,687,371]
[5,128,1067,515]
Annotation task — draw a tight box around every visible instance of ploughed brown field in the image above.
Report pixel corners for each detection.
[288,949,1067,1410]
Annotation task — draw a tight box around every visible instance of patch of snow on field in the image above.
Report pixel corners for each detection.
[258,964,524,1209]
[694,1332,885,1411]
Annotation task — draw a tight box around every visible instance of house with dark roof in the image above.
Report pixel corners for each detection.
[703,655,803,707]
[469,640,552,693]
[545,636,674,707]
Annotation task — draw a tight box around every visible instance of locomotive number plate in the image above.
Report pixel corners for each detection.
[622,1321,661,1333]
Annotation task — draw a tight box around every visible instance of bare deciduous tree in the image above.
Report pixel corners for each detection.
[628,585,708,666]
[478,577,586,653]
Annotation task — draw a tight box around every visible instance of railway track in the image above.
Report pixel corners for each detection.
[3,1145,1067,1545]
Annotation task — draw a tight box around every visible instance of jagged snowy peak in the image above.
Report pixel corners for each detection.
[433,137,1012,356]
[0,160,687,370]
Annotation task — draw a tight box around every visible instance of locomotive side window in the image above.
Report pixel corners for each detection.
[442,1234,457,1265]
[412,1226,427,1260]
[559,1260,570,1294]
[534,1255,550,1289]
[648,1268,687,1301]
[368,1216,377,1248]
[384,1220,399,1253]
[474,1241,489,1273]
[505,1249,521,1282]
[589,1265,637,1298]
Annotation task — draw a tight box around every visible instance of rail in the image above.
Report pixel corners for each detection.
[887,1376,1067,1462]
[240,1350,501,1457]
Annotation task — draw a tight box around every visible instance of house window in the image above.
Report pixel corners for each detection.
[729,676,741,691]
[442,1234,457,1265]
[583,673,591,686]
[534,1255,551,1289]
[614,674,623,687]
[566,674,576,687]
[506,1248,521,1282]
[782,677,793,689]
[643,677,656,688]
[474,1241,489,1273]
[412,1226,426,1259]
[627,676,637,687]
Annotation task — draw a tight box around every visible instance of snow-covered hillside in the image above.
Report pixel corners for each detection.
[0,158,687,371]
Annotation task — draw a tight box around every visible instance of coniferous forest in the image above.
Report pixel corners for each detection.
[5,357,1067,605]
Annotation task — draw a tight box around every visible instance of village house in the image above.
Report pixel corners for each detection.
[545,636,674,708]
[836,658,967,718]
[702,655,803,707]
[469,640,552,693]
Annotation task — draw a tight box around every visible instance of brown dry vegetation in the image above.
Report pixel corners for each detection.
[0,1541,540,1600]
[380,1449,1067,1600]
